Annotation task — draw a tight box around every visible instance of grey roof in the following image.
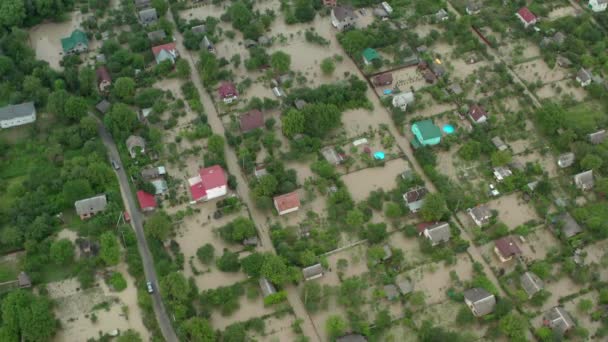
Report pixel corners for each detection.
[491,136,507,151]
[242,236,258,246]
[75,194,108,216]
[191,25,206,34]
[18,272,31,287]
[448,83,463,95]
[259,277,276,297]
[333,5,356,21]
[557,152,575,168]
[294,99,307,110]
[96,54,106,63]
[382,244,392,260]
[336,334,367,342]
[588,129,606,145]
[396,276,413,294]
[141,167,161,180]
[545,307,575,334]
[553,32,566,45]
[258,36,270,45]
[139,8,158,22]
[577,68,592,82]
[425,222,451,244]
[556,212,583,238]
[134,0,151,8]
[96,100,111,114]
[466,1,482,12]
[464,288,496,316]
[147,30,166,41]
[520,271,543,297]
[436,8,449,20]
[302,263,323,280]
[384,284,399,300]
[470,205,492,223]
[556,56,572,67]
[0,102,36,121]
[574,170,594,190]
[321,146,342,165]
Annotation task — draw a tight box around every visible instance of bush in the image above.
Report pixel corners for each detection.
[197,244,215,265]
[263,290,287,306]
[108,272,127,292]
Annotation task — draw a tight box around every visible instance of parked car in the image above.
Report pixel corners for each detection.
[111,159,120,170]
[146,281,154,294]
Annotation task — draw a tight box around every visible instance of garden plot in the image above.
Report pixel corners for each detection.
[562,292,602,335]
[486,193,538,229]
[341,158,410,202]
[540,276,584,311]
[450,58,490,82]
[501,41,541,64]
[547,6,579,20]
[431,42,453,57]
[210,295,276,330]
[412,300,488,340]
[173,205,252,291]
[341,108,380,137]
[317,244,370,287]
[401,254,474,305]
[373,66,427,96]
[518,228,560,262]
[536,79,586,102]
[414,98,456,119]
[180,3,226,21]
[334,132,403,174]
[413,24,444,38]
[513,59,568,85]
[250,312,299,342]
[29,11,86,70]
[272,189,326,227]
[49,270,149,342]
[389,233,429,269]
[435,146,478,182]
[513,151,558,178]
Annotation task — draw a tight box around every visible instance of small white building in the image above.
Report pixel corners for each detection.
[589,0,608,12]
[0,102,36,129]
[392,92,415,111]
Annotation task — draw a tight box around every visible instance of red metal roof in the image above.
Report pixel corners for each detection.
[96,66,111,83]
[274,191,300,212]
[468,104,487,122]
[495,236,522,257]
[239,110,264,132]
[136,190,157,210]
[517,7,536,23]
[200,165,227,189]
[151,42,177,57]
[373,73,393,86]
[416,222,436,233]
[189,181,207,201]
[218,82,237,98]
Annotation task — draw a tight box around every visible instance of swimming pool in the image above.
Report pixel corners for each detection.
[443,124,455,134]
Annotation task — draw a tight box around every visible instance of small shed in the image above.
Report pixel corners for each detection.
[491,136,508,151]
[18,272,32,288]
[96,100,111,114]
[126,135,146,158]
[302,263,324,281]
[384,284,399,300]
[259,277,277,298]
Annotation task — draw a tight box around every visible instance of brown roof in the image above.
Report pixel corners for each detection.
[239,110,264,132]
[468,104,487,121]
[405,187,427,203]
[373,73,393,86]
[495,236,522,258]
[96,66,111,84]
[274,191,300,212]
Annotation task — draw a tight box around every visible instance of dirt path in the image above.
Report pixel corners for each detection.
[168,17,322,342]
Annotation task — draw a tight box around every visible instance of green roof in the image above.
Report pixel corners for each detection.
[413,119,442,140]
[61,30,88,52]
[362,48,379,61]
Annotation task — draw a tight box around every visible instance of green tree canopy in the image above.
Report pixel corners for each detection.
[179,317,215,342]
[103,103,138,139]
[144,211,172,241]
[325,315,347,340]
[113,77,136,101]
[50,238,74,264]
[270,51,291,74]
[419,193,447,222]
[281,109,305,138]
[0,290,57,341]
[99,231,120,266]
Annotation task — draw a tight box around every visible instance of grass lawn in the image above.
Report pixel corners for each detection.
[565,101,607,134]
[40,263,78,284]
[0,260,19,283]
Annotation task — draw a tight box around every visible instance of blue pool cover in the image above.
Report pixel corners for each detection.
[374,151,385,160]
[443,124,455,134]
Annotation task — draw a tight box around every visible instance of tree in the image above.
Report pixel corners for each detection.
[374,309,391,330]
[78,67,96,96]
[104,103,138,139]
[47,89,69,118]
[491,150,512,166]
[530,261,552,280]
[320,58,335,75]
[144,211,172,241]
[384,202,402,218]
[100,232,121,266]
[253,175,278,198]
[577,298,593,313]
[419,193,447,222]
[282,109,305,137]
[499,313,528,341]
[261,254,292,286]
[151,0,169,15]
[0,0,26,27]
[62,179,93,207]
[325,315,347,339]
[364,223,388,243]
[117,330,143,342]
[108,272,127,291]
[180,317,215,342]
[345,209,365,230]
[199,51,219,85]
[580,154,602,171]
[113,77,136,100]
[161,272,191,303]
[458,141,481,161]
[456,306,475,325]
[0,290,57,341]
[301,103,342,138]
[64,96,88,122]
[50,239,74,264]
[176,59,191,79]
[270,51,291,75]
[301,281,323,312]
[196,244,215,265]
[294,0,315,22]
[217,250,240,272]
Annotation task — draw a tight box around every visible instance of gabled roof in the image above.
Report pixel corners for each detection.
[588,129,606,145]
[61,29,88,52]
[136,190,157,210]
[18,272,31,287]
[333,5,356,21]
[75,194,108,215]
[373,73,393,85]
[259,277,277,297]
[557,152,575,168]
[96,66,111,84]
[545,307,575,334]
[147,30,167,41]
[425,222,451,244]
[199,165,227,190]
[274,191,300,212]
[520,271,543,297]
[126,135,146,156]
[396,277,413,294]
[469,205,492,223]
[404,187,427,204]
[517,7,537,23]
[555,212,583,238]
[574,170,594,190]
[392,92,415,108]
[491,136,507,151]
[464,288,496,315]
[302,263,323,280]
[96,100,111,114]
[362,48,380,62]
[239,109,264,132]
[139,8,158,21]
[152,42,178,64]
[218,82,237,98]
[468,104,487,121]
[321,146,343,165]
[191,25,206,34]
[577,68,592,82]
[412,119,442,140]
[494,236,522,258]
[0,102,36,121]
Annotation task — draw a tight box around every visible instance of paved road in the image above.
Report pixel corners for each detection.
[168,18,323,342]
[94,115,179,342]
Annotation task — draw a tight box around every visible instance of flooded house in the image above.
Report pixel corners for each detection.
[464,288,496,317]
[188,165,228,202]
[96,66,112,92]
[520,271,543,298]
[557,152,575,168]
[136,190,157,212]
[239,109,264,133]
[138,8,158,26]
[403,187,428,213]
[331,5,357,31]
[61,29,89,55]
[468,104,488,124]
[573,170,594,191]
[544,307,575,335]
[75,194,108,220]
[259,277,276,298]
[302,263,324,281]
[126,135,146,158]
[516,7,537,28]
[411,119,441,147]
[273,191,300,216]
[418,222,451,246]
[152,42,179,65]
[0,102,37,129]
[576,68,592,87]
[218,82,238,103]
[493,236,522,262]
[467,205,492,227]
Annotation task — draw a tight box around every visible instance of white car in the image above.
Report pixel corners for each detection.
[489,184,500,197]
[146,281,154,294]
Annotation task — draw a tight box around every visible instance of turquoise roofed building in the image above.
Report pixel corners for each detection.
[61,29,89,55]
[411,119,441,148]
[362,48,380,65]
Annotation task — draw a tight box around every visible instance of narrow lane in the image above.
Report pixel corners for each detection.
[93,114,179,342]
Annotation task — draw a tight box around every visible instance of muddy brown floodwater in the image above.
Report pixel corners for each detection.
[341,158,410,202]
